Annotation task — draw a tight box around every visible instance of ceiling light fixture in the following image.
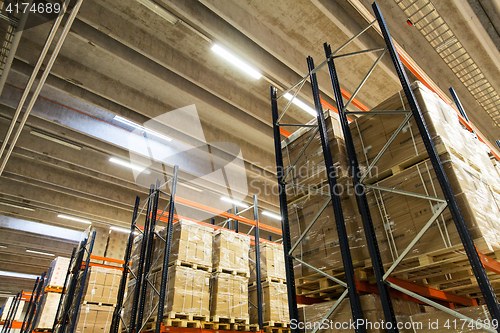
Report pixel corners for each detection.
[109,157,151,174]
[57,214,92,224]
[211,44,262,80]
[135,0,179,25]
[0,271,38,280]
[30,131,82,150]
[220,196,249,208]
[262,211,282,221]
[0,245,7,249]
[179,182,203,192]
[26,250,55,256]
[114,116,172,142]
[0,202,35,211]
[284,93,316,116]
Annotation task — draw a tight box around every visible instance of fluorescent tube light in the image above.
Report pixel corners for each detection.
[58,214,92,224]
[135,0,179,25]
[114,116,172,142]
[211,44,262,79]
[0,271,38,280]
[110,226,139,235]
[0,245,6,248]
[109,157,151,174]
[30,131,81,150]
[0,202,35,211]
[262,211,282,220]
[179,182,203,192]
[220,196,249,208]
[26,250,55,256]
[284,93,316,116]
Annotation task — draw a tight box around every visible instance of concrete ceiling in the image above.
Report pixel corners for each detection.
[1,0,499,300]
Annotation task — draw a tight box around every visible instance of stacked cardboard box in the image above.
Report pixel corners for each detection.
[287,81,500,284]
[249,242,286,282]
[105,231,129,265]
[281,110,348,201]
[210,273,249,321]
[210,230,250,321]
[298,294,421,333]
[288,182,365,278]
[213,229,250,275]
[151,220,213,271]
[398,305,490,332]
[1,297,25,321]
[35,257,70,329]
[249,281,289,324]
[83,266,121,304]
[75,304,114,333]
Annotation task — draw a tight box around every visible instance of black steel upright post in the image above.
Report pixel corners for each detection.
[372,1,500,324]
[253,195,264,331]
[111,196,140,333]
[131,187,154,331]
[25,272,46,333]
[2,293,20,333]
[51,248,76,332]
[270,87,299,331]
[136,187,160,333]
[55,238,87,333]
[307,56,366,332]
[155,165,179,333]
[324,43,398,332]
[68,231,96,333]
[448,87,470,122]
[21,278,39,333]
[234,205,239,233]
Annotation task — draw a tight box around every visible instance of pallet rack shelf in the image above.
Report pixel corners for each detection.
[270,2,500,333]
[111,165,285,333]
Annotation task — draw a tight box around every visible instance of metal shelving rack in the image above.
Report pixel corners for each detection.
[111,165,180,333]
[1,292,22,333]
[52,230,96,333]
[111,164,272,333]
[21,272,47,333]
[271,2,500,333]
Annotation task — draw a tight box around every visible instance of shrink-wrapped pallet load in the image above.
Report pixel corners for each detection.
[47,256,71,287]
[298,294,421,333]
[83,266,121,304]
[249,242,286,282]
[212,229,250,275]
[210,273,249,322]
[75,304,114,333]
[152,220,213,271]
[249,281,289,324]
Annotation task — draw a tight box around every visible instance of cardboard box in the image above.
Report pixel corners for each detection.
[105,230,129,263]
[83,266,122,304]
[75,304,114,333]
[36,292,61,328]
[213,229,250,274]
[210,272,249,320]
[249,281,289,324]
[47,256,71,287]
[152,220,213,270]
[249,242,286,282]
[298,294,421,333]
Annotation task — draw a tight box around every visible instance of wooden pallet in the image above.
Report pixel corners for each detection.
[164,312,209,321]
[169,260,211,272]
[212,267,250,278]
[249,277,286,287]
[263,321,289,328]
[263,327,290,333]
[210,316,249,325]
[34,329,52,332]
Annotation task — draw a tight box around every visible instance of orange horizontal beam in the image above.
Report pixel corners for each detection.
[476,247,500,275]
[0,321,23,329]
[157,211,279,246]
[90,255,125,265]
[320,96,354,122]
[45,287,63,293]
[297,295,325,305]
[386,276,477,307]
[175,197,282,235]
[280,127,291,138]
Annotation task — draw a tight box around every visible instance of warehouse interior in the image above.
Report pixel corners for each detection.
[1,0,500,332]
